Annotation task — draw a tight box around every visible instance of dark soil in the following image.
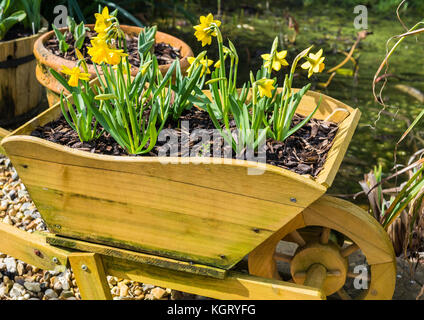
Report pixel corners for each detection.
[44,30,181,67]
[0,25,33,42]
[31,108,338,177]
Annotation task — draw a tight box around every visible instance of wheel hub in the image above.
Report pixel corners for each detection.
[290,241,348,296]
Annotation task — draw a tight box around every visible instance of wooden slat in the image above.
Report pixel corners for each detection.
[47,235,227,279]
[0,221,70,272]
[69,253,112,300]
[0,20,47,121]
[316,108,361,188]
[21,183,276,269]
[102,255,325,300]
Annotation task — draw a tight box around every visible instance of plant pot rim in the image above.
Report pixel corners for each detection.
[0,16,48,46]
[1,88,360,190]
[33,24,194,76]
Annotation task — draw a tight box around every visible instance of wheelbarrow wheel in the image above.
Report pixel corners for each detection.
[248,195,397,300]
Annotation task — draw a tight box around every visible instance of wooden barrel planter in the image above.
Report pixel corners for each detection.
[0,90,397,300]
[33,24,194,107]
[0,19,48,128]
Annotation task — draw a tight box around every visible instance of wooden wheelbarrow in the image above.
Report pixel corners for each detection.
[0,90,396,300]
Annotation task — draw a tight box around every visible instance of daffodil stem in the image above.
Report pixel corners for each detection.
[228,55,234,93]
[214,26,231,131]
[232,61,238,92]
[252,83,258,106]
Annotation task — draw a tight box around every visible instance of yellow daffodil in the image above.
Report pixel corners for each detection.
[214,60,221,68]
[94,6,112,36]
[261,50,289,71]
[301,49,325,78]
[256,78,275,98]
[107,48,128,65]
[87,37,110,64]
[193,13,221,47]
[61,66,90,87]
[87,37,127,65]
[187,56,214,76]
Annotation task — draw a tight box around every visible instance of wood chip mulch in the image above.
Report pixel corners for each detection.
[31,108,338,178]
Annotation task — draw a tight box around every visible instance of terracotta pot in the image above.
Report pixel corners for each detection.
[34,24,194,107]
[0,18,48,127]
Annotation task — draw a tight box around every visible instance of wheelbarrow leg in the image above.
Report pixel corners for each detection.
[68,253,112,300]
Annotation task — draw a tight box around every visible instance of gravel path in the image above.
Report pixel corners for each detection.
[0,154,423,300]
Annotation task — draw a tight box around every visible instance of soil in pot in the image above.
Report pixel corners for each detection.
[0,24,34,42]
[30,109,338,177]
[45,30,182,68]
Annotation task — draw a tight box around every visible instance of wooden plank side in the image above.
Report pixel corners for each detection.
[4,151,319,268]
[10,155,306,230]
[2,136,326,208]
[103,255,325,300]
[316,108,361,188]
[47,235,227,279]
[0,221,70,272]
[9,161,298,268]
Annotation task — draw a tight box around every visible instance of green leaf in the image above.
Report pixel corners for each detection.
[59,40,70,53]
[51,23,66,42]
[67,16,76,34]
[59,92,77,132]
[95,93,118,101]
[0,10,26,40]
[49,68,74,93]
[398,109,424,144]
[284,95,321,140]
